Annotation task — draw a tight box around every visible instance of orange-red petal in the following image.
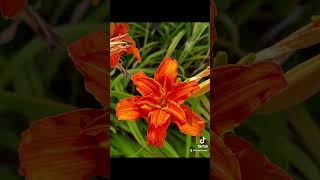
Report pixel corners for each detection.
[68,31,107,107]
[154,57,178,92]
[147,109,170,147]
[211,132,241,180]
[213,62,288,135]
[164,99,186,125]
[111,23,129,38]
[19,109,108,180]
[110,53,122,68]
[81,112,108,136]
[122,36,142,62]
[175,104,205,136]
[224,134,293,180]
[0,0,27,18]
[166,81,200,104]
[129,45,142,62]
[139,95,161,108]
[116,96,150,121]
[131,71,164,98]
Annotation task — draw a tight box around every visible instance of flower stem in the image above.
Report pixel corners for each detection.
[185,135,191,158]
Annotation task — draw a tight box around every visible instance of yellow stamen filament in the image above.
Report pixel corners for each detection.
[110,33,131,54]
[188,67,210,82]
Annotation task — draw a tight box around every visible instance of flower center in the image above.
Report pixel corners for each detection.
[159,97,168,108]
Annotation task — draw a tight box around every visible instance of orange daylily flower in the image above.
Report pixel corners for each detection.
[116,57,205,147]
[110,22,141,67]
[19,31,109,179]
[67,23,141,70]
[211,62,292,180]
[0,0,27,18]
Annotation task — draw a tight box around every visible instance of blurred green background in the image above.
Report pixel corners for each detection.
[0,0,107,179]
[110,22,211,158]
[215,0,320,179]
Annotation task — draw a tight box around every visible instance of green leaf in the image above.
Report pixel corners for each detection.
[165,30,186,57]
[126,121,151,152]
[282,139,320,180]
[161,141,179,158]
[0,91,75,122]
[0,165,21,180]
[0,23,104,89]
[110,91,132,99]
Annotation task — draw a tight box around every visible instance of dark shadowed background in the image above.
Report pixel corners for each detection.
[0,0,107,179]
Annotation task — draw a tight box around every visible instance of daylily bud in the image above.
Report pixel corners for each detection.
[188,66,210,82]
[191,79,210,97]
[258,54,320,113]
[237,53,256,65]
[214,51,228,67]
[256,17,320,62]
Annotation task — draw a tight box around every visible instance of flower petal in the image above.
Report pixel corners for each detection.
[121,36,142,62]
[131,71,164,98]
[116,96,150,121]
[213,62,288,135]
[68,31,107,107]
[175,104,205,136]
[147,109,170,147]
[111,23,128,38]
[166,81,200,104]
[224,134,293,180]
[210,0,217,46]
[164,99,186,125]
[128,45,142,62]
[0,0,27,18]
[81,112,108,136]
[192,79,210,97]
[211,132,241,180]
[154,57,178,92]
[110,53,122,68]
[19,109,108,180]
[139,95,161,108]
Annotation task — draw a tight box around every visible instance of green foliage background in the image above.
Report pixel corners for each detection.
[110,22,211,158]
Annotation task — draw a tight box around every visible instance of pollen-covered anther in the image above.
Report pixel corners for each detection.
[110,41,130,54]
[110,33,132,55]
